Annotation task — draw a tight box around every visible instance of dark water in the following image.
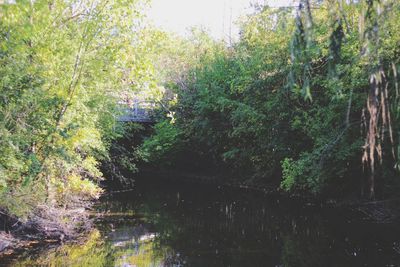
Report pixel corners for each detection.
[7,178,400,266]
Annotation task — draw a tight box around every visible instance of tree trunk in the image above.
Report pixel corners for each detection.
[366,70,381,200]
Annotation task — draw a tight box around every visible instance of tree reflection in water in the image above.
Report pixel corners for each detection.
[11,180,400,266]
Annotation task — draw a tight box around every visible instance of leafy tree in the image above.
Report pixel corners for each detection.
[0,0,154,217]
[142,1,400,198]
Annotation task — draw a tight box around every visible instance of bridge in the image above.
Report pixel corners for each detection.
[117,100,156,123]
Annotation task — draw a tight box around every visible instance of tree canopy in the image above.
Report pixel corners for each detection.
[141,0,400,199]
[0,0,399,225]
[0,0,155,216]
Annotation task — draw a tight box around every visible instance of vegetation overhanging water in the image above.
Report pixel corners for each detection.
[0,0,400,265]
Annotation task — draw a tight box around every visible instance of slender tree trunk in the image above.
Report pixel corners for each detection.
[365,71,380,200]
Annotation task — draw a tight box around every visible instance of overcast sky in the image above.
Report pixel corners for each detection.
[146,0,295,41]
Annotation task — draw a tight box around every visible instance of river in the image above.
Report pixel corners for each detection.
[5,177,400,266]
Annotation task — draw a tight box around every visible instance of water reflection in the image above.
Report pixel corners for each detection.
[13,227,178,267]
[9,180,400,266]
[13,231,112,266]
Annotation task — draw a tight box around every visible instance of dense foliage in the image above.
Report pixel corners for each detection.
[0,0,399,227]
[0,0,153,217]
[142,1,400,198]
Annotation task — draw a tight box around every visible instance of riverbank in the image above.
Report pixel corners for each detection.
[136,169,400,224]
[137,168,279,193]
[0,203,93,260]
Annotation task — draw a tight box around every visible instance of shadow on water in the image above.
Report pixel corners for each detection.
[7,177,400,266]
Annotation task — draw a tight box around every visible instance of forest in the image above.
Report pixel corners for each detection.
[139,0,400,199]
[0,0,399,265]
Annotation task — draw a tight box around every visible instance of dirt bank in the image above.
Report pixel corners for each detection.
[0,204,93,259]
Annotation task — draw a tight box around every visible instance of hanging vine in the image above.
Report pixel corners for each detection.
[288,0,398,198]
[288,0,315,99]
[360,0,397,199]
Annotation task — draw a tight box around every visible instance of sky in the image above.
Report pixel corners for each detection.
[146,0,294,41]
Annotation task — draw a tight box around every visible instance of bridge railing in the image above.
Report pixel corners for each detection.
[117,100,157,122]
